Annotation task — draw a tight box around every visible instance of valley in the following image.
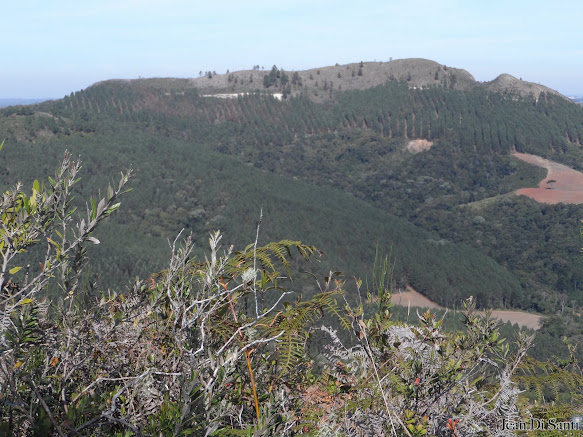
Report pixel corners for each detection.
[2,58,583,434]
[1,58,583,363]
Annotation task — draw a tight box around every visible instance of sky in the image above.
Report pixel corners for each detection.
[2,0,582,98]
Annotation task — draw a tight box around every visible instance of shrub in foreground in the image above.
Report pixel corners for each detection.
[0,152,580,436]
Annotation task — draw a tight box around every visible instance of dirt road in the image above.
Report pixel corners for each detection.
[390,286,543,330]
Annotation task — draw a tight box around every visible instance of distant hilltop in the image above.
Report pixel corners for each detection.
[94,58,568,103]
[0,98,54,108]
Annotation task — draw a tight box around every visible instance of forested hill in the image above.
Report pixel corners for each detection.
[21,74,583,158]
[1,60,583,314]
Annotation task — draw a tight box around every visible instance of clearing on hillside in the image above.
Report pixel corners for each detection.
[514,152,583,204]
[406,139,433,154]
[390,286,542,330]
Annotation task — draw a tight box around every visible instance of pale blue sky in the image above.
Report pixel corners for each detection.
[2,0,582,98]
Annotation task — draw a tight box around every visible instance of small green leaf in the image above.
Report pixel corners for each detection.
[19,298,34,305]
[105,202,121,215]
[90,198,97,220]
[9,266,22,275]
[46,237,60,248]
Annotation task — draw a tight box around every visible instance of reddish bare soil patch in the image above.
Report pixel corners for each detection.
[390,286,442,309]
[513,152,583,204]
[489,310,541,330]
[390,286,542,330]
[406,139,433,154]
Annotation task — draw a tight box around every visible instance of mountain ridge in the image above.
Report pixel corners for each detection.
[89,58,567,103]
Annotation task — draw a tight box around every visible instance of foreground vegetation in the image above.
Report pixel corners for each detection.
[1,153,582,436]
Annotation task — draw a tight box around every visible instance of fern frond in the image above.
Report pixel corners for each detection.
[250,291,342,375]
[317,294,352,332]
[210,317,241,344]
[228,240,319,279]
[516,356,583,404]
[276,331,305,376]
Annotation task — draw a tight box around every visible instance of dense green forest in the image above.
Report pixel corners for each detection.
[0,129,525,309]
[2,78,583,315]
[2,65,583,434]
[0,159,581,435]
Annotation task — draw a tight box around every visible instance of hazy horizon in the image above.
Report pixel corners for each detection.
[1,72,581,103]
[2,0,582,99]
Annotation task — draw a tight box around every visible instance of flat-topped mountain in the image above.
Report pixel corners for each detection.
[94,58,566,102]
